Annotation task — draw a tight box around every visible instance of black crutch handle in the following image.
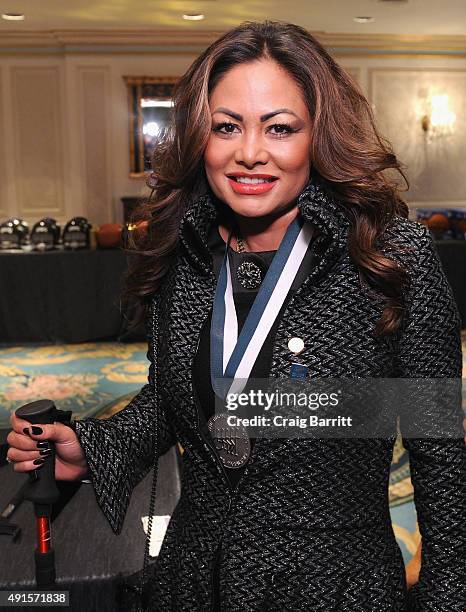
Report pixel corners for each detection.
[15,400,73,512]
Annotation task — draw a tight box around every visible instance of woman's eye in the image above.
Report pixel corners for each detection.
[212,122,238,134]
[268,123,296,137]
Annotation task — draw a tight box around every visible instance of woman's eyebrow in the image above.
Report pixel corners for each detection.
[212,107,300,121]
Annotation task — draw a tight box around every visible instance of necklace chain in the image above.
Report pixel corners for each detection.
[236,234,246,253]
[236,236,246,253]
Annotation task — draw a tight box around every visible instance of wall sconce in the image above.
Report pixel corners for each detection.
[421,94,456,136]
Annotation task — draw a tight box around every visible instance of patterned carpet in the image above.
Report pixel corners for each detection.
[1,332,465,564]
[0,343,148,425]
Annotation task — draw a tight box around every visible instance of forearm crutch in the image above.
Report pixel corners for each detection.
[15,399,73,587]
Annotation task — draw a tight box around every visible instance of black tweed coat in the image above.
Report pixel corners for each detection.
[74,178,465,611]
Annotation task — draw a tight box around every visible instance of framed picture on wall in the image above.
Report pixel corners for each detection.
[123,76,178,177]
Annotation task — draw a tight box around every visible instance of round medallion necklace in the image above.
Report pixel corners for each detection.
[235,234,263,290]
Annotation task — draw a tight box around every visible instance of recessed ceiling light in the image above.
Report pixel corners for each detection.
[354,16,375,23]
[182,13,205,21]
[2,13,25,21]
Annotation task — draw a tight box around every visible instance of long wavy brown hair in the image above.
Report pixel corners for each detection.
[124,20,410,338]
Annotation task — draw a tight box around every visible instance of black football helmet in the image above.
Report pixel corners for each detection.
[0,218,29,250]
[63,217,92,249]
[31,217,61,250]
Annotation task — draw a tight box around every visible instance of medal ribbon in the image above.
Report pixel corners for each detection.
[210,216,315,400]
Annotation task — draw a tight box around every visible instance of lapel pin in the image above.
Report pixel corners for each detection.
[288,337,304,355]
[288,337,309,379]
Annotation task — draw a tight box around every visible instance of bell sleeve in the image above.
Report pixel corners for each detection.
[72,299,176,535]
[393,224,465,610]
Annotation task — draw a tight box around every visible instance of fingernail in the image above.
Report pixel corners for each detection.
[36,441,50,449]
[33,458,46,465]
[23,428,30,435]
[39,449,52,456]
[31,426,43,435]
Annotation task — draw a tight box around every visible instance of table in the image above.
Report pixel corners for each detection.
[0,240,464,345]
[435,240,466,328]
[0,249,131,344]
[0,428,181,612]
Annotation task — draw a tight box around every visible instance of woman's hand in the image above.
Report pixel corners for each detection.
[7,412,89,481]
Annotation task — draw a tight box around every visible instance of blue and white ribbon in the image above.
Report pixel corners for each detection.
[210,216,315,399]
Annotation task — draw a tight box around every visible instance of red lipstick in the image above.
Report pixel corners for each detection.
[226,172,279,195]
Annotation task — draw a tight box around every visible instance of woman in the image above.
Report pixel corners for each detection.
[7,21,464,611]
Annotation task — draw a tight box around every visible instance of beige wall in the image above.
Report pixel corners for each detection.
[0,50,465,227]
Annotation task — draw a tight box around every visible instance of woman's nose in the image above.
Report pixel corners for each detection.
[234,134,269,167]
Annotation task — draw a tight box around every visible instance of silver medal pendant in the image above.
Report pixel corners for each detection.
[207,413,251,468]
[236,261,262,290]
